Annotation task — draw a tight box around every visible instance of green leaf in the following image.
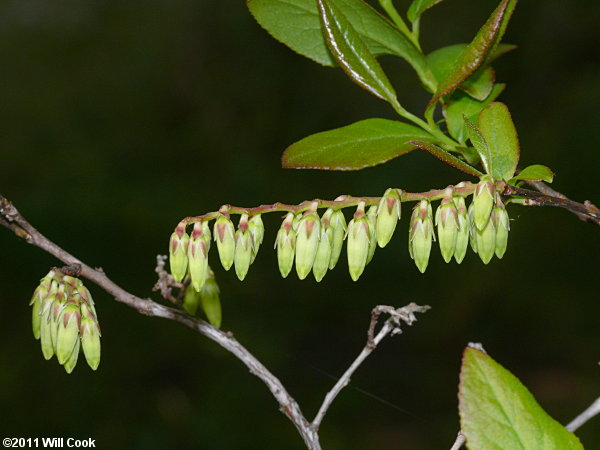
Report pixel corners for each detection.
[444,83,505,144]
[408,140,483,177]
[247,0,436,90]
[460,347,583,450]
[407,0,445,23]
[461,67,495,101]
[478,102,520,180]
[464,116,493,175]
[510,165,554,183]
[427,0,517,110]
[428,43,515,82]
[282,119,433,170]
[316,0,398,106]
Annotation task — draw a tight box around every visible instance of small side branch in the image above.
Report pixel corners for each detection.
[449,431,465,450]
[507,183,600,227]
[566,395,600,432]
[311,303,430,431]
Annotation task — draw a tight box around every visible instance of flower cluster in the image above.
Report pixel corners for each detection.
[30,269,101,373]
[169,180,510,282]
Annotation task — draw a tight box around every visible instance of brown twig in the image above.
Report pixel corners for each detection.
[506,182,600,227]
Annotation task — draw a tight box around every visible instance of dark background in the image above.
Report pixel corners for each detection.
[0,0,598,448]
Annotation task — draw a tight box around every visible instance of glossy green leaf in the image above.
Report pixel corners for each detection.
[407,0,445,22]
[408,140,482,177]
[282,119,433,170]
[247,0,436,90]
[427,0,517,109]
[444,83,505,144]
[478,102,520,180]
[461,67,495,100]
[460,347,583,450]
[316,0,398,106]
[510,165,554,183]
[464,116,493,175]
[428,43,515,81]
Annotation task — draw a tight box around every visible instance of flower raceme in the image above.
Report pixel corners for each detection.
[168,181,511,283]
[30,269,101,373]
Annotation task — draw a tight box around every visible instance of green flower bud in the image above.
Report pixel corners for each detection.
[313,225,333,282]
[453,196,470,264]
[248,214,264,263]
[347,204,370,281]
[30,276,52,340]
[435,191,459,263]
[366,206,378,264]
[376,188,401,248]
[63,338,80,374]
[31,293,42,340]
[409,200,433,273]
[182,283,201,316]
[275,213,296,278]
[328,209,347,270]
[213,214,236,271]
[473,214,496,264]
[493,199,510,259]
[468,202,478,254]
[169,223,190,283]
[201,221,212,249]
[292,213,302,231]
[50,285,67,353]
[473,176,495,230]
[200,272,222,328]
[80,304,101,371]
[30,270,54,306]
[40,294,55,360]
[234,214,253,281]
[56,303,81,365]
[295,208,321,280]
[188,222,209,291]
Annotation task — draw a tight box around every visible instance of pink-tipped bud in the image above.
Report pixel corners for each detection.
[169,222,190,283]
[435,190,459,263]
[188,222,209,291]
[213,213,235,271]
[409,200,434,273]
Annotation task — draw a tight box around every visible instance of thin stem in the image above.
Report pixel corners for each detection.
[180,182,478,225]
[391,101,458,148]
[449,431,465,450]
[311,304,430,431]
[566,396,600,432]
[378,0,421,51]
[412,17,421,41]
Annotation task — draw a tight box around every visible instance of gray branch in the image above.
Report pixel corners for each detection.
[311,304,430,431]
[566,396,600,432]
